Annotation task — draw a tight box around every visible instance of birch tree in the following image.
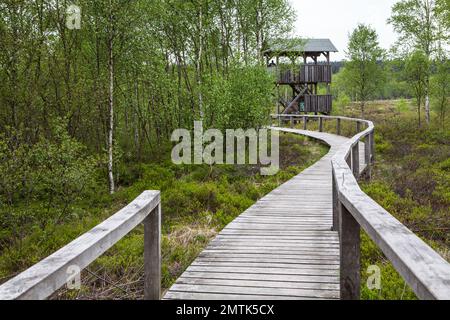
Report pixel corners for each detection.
[405,50,430,127]
[388,0,441,125]
[343,24,385,118]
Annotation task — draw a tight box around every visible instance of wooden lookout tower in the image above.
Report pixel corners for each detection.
[263,38,338,115]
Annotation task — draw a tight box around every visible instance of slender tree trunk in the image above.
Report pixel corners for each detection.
[425,78,430,125]
[418,98,422,128]
[134,76,140,160]
[197,5,204,120]
[361,101,365,119]
[424,0,431,125]
[108,9,115,195]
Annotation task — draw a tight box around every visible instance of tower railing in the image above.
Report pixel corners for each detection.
[276,64,332,84]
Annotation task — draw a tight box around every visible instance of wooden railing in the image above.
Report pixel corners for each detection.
[276,64,332,84]
[277,69,299,84]
[304,94,332,114]
[300,65,332,83]
[273,114,450,300]
[0,191,161,300]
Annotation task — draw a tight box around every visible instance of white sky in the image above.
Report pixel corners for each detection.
[291,0,398,61]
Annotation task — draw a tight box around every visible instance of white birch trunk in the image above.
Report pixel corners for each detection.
[108,12,115,195]
[198,6,203,120]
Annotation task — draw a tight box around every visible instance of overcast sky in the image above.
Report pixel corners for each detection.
[291,0,398,61]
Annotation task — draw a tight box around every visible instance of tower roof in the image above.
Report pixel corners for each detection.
[263,38,338,57]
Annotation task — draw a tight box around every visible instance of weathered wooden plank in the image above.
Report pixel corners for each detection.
[169,284,339,299]
[196,256,340,265]
[176,277,340,291]
[202,250,339,258]
[232,218,333,223]
[236,216,332,221]
[213,237,339,243]
[203,248,340,255]
[191,262,339,271]
[216,232,338,238]
[225,223,332,229]
[179,271,339,284]
[219,229,337,236]
[164,291,314,300]
[198,252,339,260]
[208,242,339,249]
[212,236,338,242]
[185,266,339,276]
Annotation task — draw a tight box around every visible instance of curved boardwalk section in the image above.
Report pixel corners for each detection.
[2,118,448,300]
[164,129,364,300]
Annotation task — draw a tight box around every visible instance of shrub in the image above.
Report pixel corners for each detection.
[0,121,98,246]
[333,93,351,115]
[394,99,410,113]
[204,64,274,130]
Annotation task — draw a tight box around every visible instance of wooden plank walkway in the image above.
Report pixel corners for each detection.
[164,128,366,300]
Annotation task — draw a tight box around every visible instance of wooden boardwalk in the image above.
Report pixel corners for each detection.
[2,116,449,300]
[164,128,366,300]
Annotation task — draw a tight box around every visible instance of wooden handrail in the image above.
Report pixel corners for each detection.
[0,190,161,300]
[272,114,450,300]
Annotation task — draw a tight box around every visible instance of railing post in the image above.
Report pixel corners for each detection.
[346,151,351,169]
[332,171,339,232]
[356,121,361,133]
[339,203,361,300]
[290,116,294,128]
[303,116,307,130]
[370,130,375,164]
[337,118,341,135]
[364,134,371,179]
[364,135,371,165]
[144,203,161,300]
[352,143,359,178]
[319,117,323,132]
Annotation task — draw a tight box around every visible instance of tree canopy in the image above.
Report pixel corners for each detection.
[342,24,385,117]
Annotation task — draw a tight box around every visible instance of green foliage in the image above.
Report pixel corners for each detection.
[378,59,412,99]
[333,93,351,115]
[360,232,417,300]
[0,121,98,246]
[204,64,274,130]
[431,55,450,129]
[435,0,450,31]
[332,67,356,101]
[0,0,296,189]
[395,99,411,113]
[388,0,441,56]
[342,24,385,117]
[404,50,430,125]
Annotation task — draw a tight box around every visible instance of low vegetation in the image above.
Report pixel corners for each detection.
[0,0,448,301]
[341,100,449,300]
[0,133,327,299]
